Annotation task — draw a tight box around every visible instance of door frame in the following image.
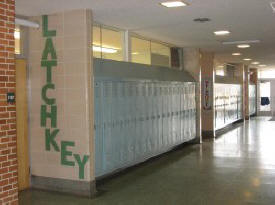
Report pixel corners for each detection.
[257,79,272,116]
[16,58,30,191]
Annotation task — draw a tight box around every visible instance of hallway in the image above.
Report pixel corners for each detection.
[19,117,275,205]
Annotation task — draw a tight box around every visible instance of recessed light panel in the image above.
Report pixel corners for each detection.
[243,58,252,61]
[259,64,266,67]
[238,44,250,48]
[251,62,260,65]
[161,1,187,7]
[214,30,230,36]
[232,53,241,56]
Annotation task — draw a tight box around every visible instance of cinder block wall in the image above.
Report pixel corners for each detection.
[0,0,18,204]
[28,9,95,196]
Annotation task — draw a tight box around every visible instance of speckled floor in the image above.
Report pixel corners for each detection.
[20,117,275,205]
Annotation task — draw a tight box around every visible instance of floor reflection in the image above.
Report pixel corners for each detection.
[20,117,275,205]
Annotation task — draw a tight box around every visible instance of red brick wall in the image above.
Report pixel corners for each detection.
[0,0,18,204]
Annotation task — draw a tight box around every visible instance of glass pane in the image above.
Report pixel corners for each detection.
[259,69,275,79]
[216,69,225,76]
[101,28,123,61]
[215,65,225,76]
[93,26,101,58]
[14,28,20,55]
[151,42,170,67]
[131,37,151,65]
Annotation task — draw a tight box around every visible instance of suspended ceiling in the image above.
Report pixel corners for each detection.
[16,0,275,69]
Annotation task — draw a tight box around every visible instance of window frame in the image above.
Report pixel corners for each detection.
[129,32,173,67]
[92,22,179,68]
[93,22,125,61]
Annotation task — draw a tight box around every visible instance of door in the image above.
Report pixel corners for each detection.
[16,59,30,190]
[258,81,271,116]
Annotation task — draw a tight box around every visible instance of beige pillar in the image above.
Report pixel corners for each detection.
[244,65,250,120]
[250,68,258,115]
[250,68,258,84]
[183,48,202,143]
[28,9,95,197]
[200,52,215,138]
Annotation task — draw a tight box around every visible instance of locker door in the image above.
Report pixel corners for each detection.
[95,81,103,176]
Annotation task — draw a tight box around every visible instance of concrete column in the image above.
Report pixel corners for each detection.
[250,68,258,84]
[244,65,250,120]
[200,52,215,138]
[183,48,201,143]
[250,68,258,115]
[28,9,95,197]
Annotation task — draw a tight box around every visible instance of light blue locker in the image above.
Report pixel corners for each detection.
[94,60,197,177]
[158,85,164,149]
[180,85,184,142]
[162,85,167,147]
[95,81,103,176]
[214,84,242,131]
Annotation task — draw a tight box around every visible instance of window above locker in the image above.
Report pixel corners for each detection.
[92,25,124,62]
[92,23,181,69]
[130,35,172,68]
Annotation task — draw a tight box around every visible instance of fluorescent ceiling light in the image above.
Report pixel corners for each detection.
[237,44,250,48]
[160,1,187,7]
[232,53,241,56]
[259,64,266,67]
[93,46,117,53]
[243,58,252,61]
[251,61,260,65]
[214,30,230,36]
[270,2,275,13]
[222,40,260,45]
[14,30,20,39]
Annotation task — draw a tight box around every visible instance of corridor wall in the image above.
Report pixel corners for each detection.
[94,59,197,177]
[27,10,96,196]
[214,84,242,130]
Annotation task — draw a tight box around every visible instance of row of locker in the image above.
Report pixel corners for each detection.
[94,80,197,177]
[214,84,242,130]
[249,84,256,115]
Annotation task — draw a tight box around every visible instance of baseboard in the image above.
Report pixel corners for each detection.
[202,130,215,139]
[215,119,243,137]
[31,175,96,198]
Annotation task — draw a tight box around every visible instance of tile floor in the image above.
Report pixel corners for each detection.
[20,117,275,205]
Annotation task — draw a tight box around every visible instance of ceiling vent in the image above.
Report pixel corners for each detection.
[193,18,211,23]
